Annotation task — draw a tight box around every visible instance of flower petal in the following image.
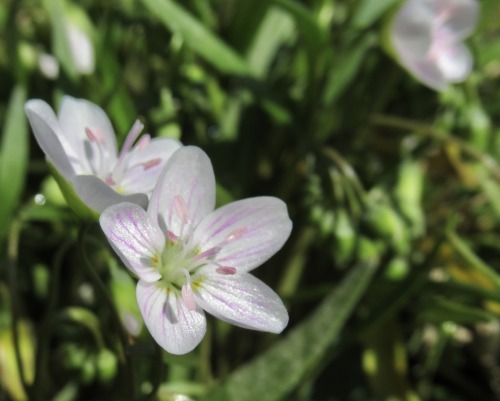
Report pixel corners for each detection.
[137,280,207,354]
[58,96,118,174]
[193,197,292,272]
[194,271,288,334]
[148,146,216,239]
[24,99,75,179]
[73,175,148,213]
[392,0,433,60]
[119,138,182,195]
[434,0,479,41]
[437,41,472,82]
[100,202,164,282]
[402,57,447,91]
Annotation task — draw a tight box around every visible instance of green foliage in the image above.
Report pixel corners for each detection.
[1,0,500,400]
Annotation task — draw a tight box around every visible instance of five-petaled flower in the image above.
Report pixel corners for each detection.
[100,146,292,354]
[25,96,181,213]
[391,0,479,91]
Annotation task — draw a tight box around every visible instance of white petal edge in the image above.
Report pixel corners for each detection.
[193,197,292,272]
[436,41,473,83]
[100,202,164,282]
[25,99,75,179]
[194,271,289,334]
[73,175,148,213]
[119,138,183,196]
[148,146,216,239]
[137,281,207,354]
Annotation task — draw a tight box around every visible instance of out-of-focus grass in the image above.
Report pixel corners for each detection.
[1,1,500,400]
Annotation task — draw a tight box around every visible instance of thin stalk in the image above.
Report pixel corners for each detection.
[33,238,74,400]
[371,114,500,182]
[7,218,29,394]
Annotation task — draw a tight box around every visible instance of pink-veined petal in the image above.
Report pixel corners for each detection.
[194,271,288,334]
[148,146,216,240]
[137,281,207,354]
[193,197,292,272]
[24,99,75,179]
[433,0,479,41]
[119,138,182,195]
[73,175,148,213]
[58,96,118,174]
[436,41,473,82]
[100,203,164,282]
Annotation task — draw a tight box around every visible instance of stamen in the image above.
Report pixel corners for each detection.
[173,195,190,225]
[194,247,221,261]
[166,230,179,244]
[180,268,196,311]
[118,120,144,161]
[136,134,151,150]
[181,284,196,311]
[105,176,116,186]
[216,266,237,275]
[85,127,105,144]
[224,227,247,243]
[142,158,162,170]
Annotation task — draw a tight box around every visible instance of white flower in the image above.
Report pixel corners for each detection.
[100,146,292,354]
[65,23,94,75]
[25,96,181,213]
[391,0,479,91]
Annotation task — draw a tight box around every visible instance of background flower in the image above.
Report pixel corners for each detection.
[390,0,479,90]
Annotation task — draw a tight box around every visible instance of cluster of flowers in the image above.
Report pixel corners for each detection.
[25,97,292,354]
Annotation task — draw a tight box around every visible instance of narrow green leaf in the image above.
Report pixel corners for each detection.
[323,35,375,106]
[202,260,378,401]
[274,0,328,54]
[141,0,251,76]
[352,0,401,30]
[0,85,28,241]
[246,6,295,78]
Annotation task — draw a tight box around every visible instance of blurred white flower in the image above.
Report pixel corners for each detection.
[38,53,60,80]
[66,22,95,75]
[391,0,479,91]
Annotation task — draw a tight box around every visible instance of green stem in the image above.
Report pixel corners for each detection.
[371,114,500,182]
[33,238,74,401]
[7,218,29,395]
[77,224,135,398]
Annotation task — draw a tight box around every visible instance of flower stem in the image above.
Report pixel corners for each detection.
[7,218,29,395]
[33,237,74,400]
[77,224,135,398]
[371,114,500,182]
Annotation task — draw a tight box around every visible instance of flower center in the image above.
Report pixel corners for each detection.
[93,120,164,194]
[154,195,245,310]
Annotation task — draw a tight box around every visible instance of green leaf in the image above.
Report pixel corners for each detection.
[0,85,28,241]
[202,260,378,401]
[351,0,401,30]
[141,0,251,76]
[274,0,328,54]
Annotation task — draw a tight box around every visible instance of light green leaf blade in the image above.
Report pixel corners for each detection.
[202,260,378,401]
[141,0,251,76]
[0,85,28,241]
